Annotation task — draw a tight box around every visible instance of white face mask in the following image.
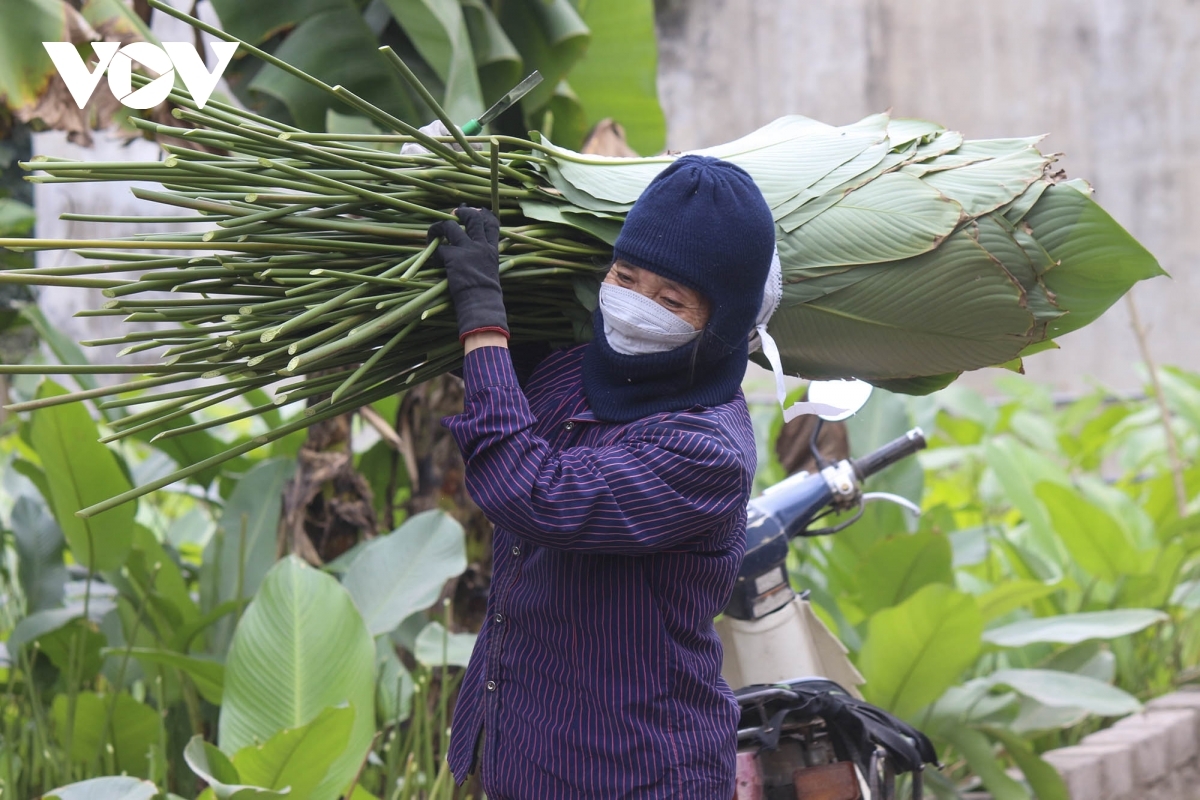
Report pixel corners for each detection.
[598,283,701,355]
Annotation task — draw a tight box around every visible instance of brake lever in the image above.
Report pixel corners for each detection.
[861,492,921,516]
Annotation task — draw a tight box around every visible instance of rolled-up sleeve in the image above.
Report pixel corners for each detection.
[444,346,750,554]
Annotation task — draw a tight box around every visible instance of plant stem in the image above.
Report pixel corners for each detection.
[1125,293,1188,517]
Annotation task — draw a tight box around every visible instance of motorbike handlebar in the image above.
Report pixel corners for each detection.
[852,427,927,480]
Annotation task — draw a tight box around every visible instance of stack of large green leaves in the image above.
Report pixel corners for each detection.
[0,2,1161,515]
[531,114,1163,393]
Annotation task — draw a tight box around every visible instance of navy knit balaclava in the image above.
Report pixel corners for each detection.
[583,155,776,422]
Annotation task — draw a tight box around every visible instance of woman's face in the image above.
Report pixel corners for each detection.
[602,260,711,330]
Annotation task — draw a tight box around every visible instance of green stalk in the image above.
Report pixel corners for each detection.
[287,279,447,372]
[331,319,420,403]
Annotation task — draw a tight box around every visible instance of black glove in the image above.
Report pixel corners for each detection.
[427,206,509,342]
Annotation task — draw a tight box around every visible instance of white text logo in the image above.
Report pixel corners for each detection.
[42,41,238,110]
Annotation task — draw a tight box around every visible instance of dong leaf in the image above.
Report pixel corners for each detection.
[51,692,161,777]
[413,621,476,668]
[941,723,1030,800]
[343,509,467,636]
[1026,184,1166,337]
[30,381,135,571]
[983,609,1168,648]
[1035,483,1144,582]
[564,0,665,155]
[858,532,953,615]
[201,458,295,656]
[118,648,225,705]
[499,0,589,117]
[858,584,984,720]
[770,232,1037,380]
[976,580,1060,622]
[232,705,355,798]
[921,142,1048,217]
[385,0,484,123]
[219,557,375,800]
[986,669,1142,717]
[44,777,159,800]
[184,736,284,800]
[11,495,67,612]
[783,172,964,269]
[237,5,417,130]
[0,0,64,112]
[980,725,1070,800]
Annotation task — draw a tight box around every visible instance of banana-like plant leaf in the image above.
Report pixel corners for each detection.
[8,607,83,653]
[51,691,161,777]
[1035,482,1145,582]
[985,669,1142,717]
[982,609,1168,648]
[770,232,1037,380]
[184,736,285,800]
[219,557,375,800]
[1026,184,1167,337]
[115,647,225,705]
[207,0,347,44]
[976,580,1061,623]
[81,0,157,42]
[21,306,98,392]
[139,414,229,488]
[342,509,466,636]
[1009,646,1116,735]
[0,0,64,113]
[858,584,984,720]
[921,142,1049,217]
[565,0,665,155]
[857,532,953,615]
[413,620,476,668]
[31,380,135,571]
[232,705,355,798]
[44,776,160,800]
[980,725,1070,800]
[375,636,413,726]
[460,0,522,105]
[115,523,199,632]
[541,78,588,150]
[200,457,295,656]
[384,0,484,123]
[11,494,68,612]
[215,2,417,130]
[0,199,35,236]
[941,723,1031,800]
[784,172,964,268]
[983,437,1071,565]
[500,0,589,119]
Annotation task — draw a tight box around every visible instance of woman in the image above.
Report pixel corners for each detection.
[429,155,776,798]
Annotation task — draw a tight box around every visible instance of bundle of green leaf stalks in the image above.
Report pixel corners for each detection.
[0,1,1161,515]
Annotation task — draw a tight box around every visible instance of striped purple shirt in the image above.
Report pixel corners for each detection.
[443,344,756,799]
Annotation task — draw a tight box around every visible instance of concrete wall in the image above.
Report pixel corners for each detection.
[654,0,1200,396]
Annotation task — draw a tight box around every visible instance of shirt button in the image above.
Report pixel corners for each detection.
[494,613,504,624]
[511,545,520,556]
[486,680,497,691]
[563,420,575,431]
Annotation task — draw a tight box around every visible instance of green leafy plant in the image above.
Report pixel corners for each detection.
[770,366,1200,799]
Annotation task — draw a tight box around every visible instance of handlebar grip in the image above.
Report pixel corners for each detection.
[852,428,927,480]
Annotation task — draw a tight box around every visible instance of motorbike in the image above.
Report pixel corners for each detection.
[718,380,938,800]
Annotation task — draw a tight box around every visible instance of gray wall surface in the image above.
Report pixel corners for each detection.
[654,0,1198,397]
